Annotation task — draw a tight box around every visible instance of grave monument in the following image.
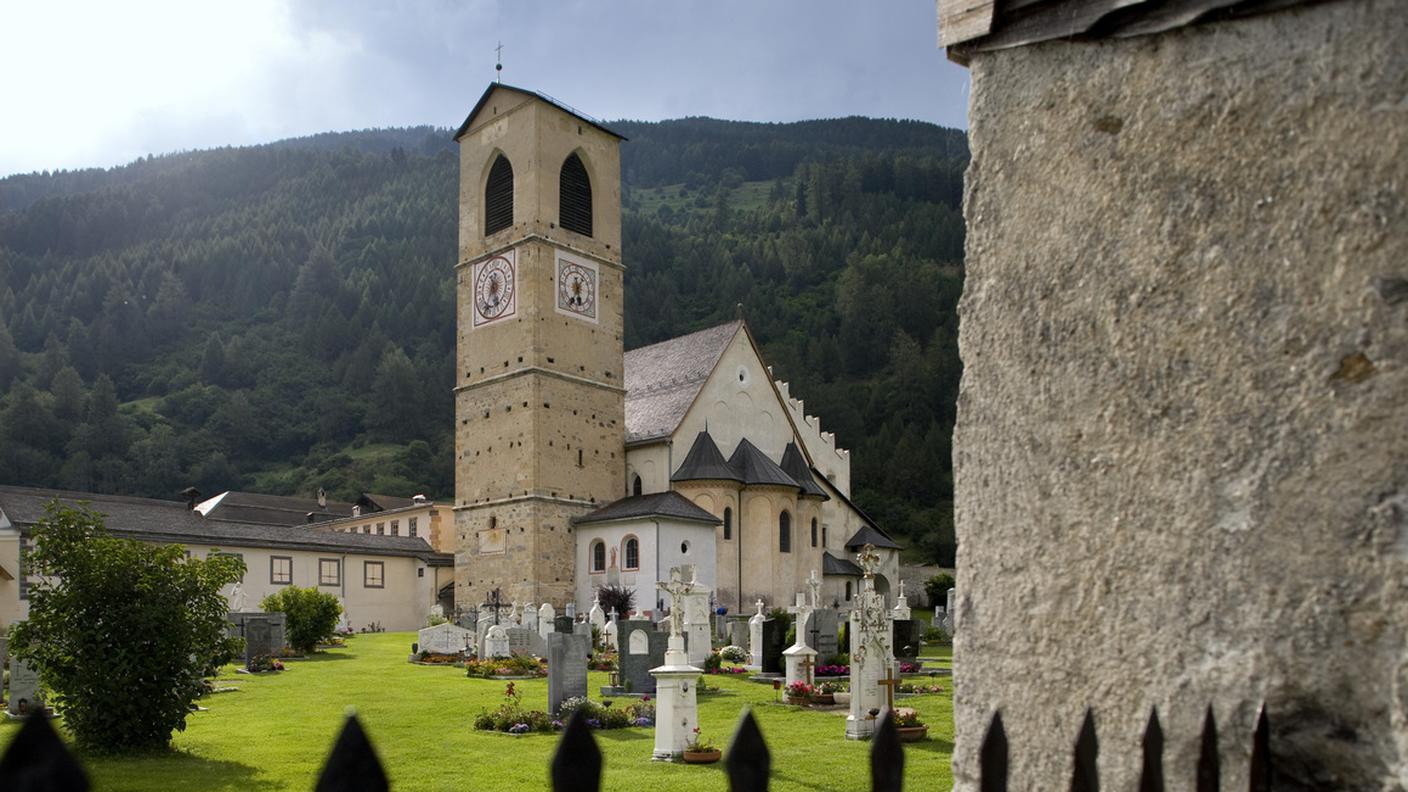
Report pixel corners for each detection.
[846,545,894,740]
[650,567,704,760]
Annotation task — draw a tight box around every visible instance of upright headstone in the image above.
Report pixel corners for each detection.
[650,567,704,760]
[619,620,668,694]
[537,603,555,641]
[418,623,474,656]
[810,608,841,660]
[523,602,540,633]
[483,625,511,658]
[603,610,619,651]
[564,601,577,620]
[760,619,786,674]
[846,545,895,740]
[892,619,922,662]
[547,632,590,715]
[943,588,956,633]
[243,615,274,668]
[892,580,912,621]
[588,594,606,637]
[748,599,767,670]
[729,616,750,650]
[554,615,574,634]
[506,626,538,656]
[477,619,494,657]
[681,585,712,666]
[573,621,593,644]
[7,656,41,716]
[784,590,817,689]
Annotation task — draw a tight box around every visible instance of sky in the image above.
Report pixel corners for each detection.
[0,1,969,179]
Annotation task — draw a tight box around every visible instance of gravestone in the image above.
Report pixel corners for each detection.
[618,619,667,695]
[554,615,574,634]
[588,595,606,635]
[604,611,619,650]
[417,623,474,656]
[573,621,592,642]
[547,632,590,715]
[506,626,539,656]
[243,615,275,668]
[681,588,712,666]
[483,625,511,658]
[810,608,841,660]
[476,619,493,656]
[729,617,750,650]
[748,600,767,669]
[536,603,554,640]
[7,656,41,716]
[943,588,955,633]
[846,546,894,740]
[760,619,786,674]
[892,619,922,662]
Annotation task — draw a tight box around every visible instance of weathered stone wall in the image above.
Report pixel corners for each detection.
[953,2,1407,789]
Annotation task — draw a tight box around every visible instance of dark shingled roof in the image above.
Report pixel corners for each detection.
[196,490,355,526]
[574,492,722,526]
[844,524,903,551]
[624,321,742,444]
[780,443,829,500]
[453,83,626,142]
[726,439,801,490]
[672,430,743,483]
[822,551,863,577]
[0,486,450,561]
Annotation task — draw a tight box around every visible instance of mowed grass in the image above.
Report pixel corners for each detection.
[0,633,954,791]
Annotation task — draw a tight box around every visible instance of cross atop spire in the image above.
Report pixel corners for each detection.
[494,41,504,82]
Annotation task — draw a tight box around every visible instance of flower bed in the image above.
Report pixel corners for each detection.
[413,651,465,665]
[473,684,654,734]
[465,654,546,679]
[813,661,922,677]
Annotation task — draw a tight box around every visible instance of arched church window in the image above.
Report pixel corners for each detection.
[723,507,732,541]
[559,153,593,236]
[484,154,514,235]
[822,524,828,547]
[632,475,643,497]
[624,537,640,570]
[811,518,818,548]
[591,540,605,573]
[845,581,853,601]
[779,511,792,553]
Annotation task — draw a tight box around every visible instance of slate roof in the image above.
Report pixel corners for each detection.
[195,490,355,526]
[573,492,722,526]
[780,443,829,500]
[0,486,449,561]
[844,524,903,551]
[454,83,627,142]
[822,551,863,577]
[624,321,742,444]
[671,430,743,483]
[726,439,802,490]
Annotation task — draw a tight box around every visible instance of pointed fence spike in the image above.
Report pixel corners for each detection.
[870,711,905,792]
[315,714,388,792]
[1248,705,1271,792]
[0,711,89,792]
[979,711,1008,792]
[725,708,771,792]
[1070,708,1099,792]
[1139,707,1165,792]
[551,709,602,792]
[1197,705,1220,792]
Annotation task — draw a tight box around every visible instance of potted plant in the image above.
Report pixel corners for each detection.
[784,680,815,705]
[813,680,841,706]
[683,726,721,764]
[893,708,928,742]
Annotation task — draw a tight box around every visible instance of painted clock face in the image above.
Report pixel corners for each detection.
[555,251,599,323]
[473,253,516,326]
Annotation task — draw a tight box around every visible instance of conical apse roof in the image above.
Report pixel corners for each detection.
[780,442,829,500]
[672,430,744,483]
[726,439,801,490]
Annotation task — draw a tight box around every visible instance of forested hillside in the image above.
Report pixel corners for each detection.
[0,117,967,564]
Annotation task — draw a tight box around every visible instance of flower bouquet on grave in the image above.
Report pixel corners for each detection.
[683,726,721,764]
[892,707,928,742]
[784,680,816,705]
[812,679,843,705]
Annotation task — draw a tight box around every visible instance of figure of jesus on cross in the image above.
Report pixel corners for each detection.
[657,567,691,638]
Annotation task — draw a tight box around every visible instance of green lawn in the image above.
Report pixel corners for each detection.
[0,633,954,790]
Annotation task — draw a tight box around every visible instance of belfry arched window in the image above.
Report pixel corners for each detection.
[811,518,818,548]
[559,153,592,236]
[723,507,733,541]
[485,154,514,235]
[632,475,643,497]
[779,510,792,553]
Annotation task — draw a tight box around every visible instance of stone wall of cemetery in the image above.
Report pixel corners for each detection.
[952,2,1407,789]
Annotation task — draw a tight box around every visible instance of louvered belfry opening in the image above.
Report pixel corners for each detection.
[559,152,593,237]
[484,154,514,236]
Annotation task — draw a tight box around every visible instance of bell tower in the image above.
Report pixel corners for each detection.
[452,84,626,610]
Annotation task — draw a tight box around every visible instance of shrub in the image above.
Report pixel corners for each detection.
[596,584,635,618]
[924,625,951,645]
[924,573,956,606]
[702,651,722,673]
[719,645,748,663]
[9,503,244,752]
[261,586,342,654]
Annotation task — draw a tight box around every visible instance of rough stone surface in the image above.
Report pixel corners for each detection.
[953,3,1407,790]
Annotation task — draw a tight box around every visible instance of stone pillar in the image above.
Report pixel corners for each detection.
[650,632,702,760]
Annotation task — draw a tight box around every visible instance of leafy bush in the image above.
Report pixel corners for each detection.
[465,654,546,678]
[719,645,748,663]
[261,586,342,654]
[924,573,955,606]
[596,584,635,618]
[924,625,951,645]
[702,651,722,673]
[9,503,244,752]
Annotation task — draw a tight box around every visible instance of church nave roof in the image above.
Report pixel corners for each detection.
[624,321,743,444]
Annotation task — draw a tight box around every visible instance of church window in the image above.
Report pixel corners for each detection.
[779,511,792,553]
[811,518,818,548]
[391,519,399,536]
[319,559,340,587]
[270,556,293,585]
[624,537,640,570]
[632,475,643,496]
[822,524,828,547]
[578,449,584,467]
[845,581,853,601]
[484,154,514,235]
[723,507,733,541]
[559,153,593,236]
[591,541,606,573]
[363,561,384,589]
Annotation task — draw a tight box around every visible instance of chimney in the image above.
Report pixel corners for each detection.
[352,505,362,517]
[181,487,202,511]
[305,512,316,524]
[413,494,428,505]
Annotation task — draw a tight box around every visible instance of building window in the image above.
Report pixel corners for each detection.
[846,581,853,601]
[591,541,606,573]
[319,558,340,587]
[391,519,399,537]
[822,524,828,547]
[376,522,385,535]
[632,475,643,497]
[485,153,514,235]
[624,537,640,570]
[559,152,593,237]
[811,518,818,548]
[723,507,732,541]
[364,561,385,589]
[779,511,792,553]
[17,537,29,600]
[270,556,293,585]
[418,568,425,578]
[409,517,418,538]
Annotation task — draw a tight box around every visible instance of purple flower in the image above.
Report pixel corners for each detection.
[509,723,529,734]
[586,718,602,728]
[634,717,653,727]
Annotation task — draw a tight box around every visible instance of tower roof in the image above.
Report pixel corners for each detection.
[453,83,627,142]
[726,439,802,490]
[780,442,829,500]
[672,430,743,483]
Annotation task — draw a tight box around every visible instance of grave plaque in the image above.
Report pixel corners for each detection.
[760,619,787,674]
[7,656,41,716]
[418,623,473,656]
[547,632,590,715]
[729,617,750,649]
[618,619,667,695]
[483,625,511,658]
[892,619,922,661]
[506,626,537,656]
[810,609,841,659]
[554,616,574,634]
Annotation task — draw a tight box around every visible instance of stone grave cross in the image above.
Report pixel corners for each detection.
[481,587,512,626]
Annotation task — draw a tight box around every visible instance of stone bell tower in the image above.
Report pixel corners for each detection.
[451,84,626,611]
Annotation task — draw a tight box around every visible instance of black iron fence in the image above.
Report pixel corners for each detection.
[0,704,1272,791]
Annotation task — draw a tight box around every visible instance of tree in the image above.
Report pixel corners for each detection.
[924,573,955,606]
[260,586,342,654]
[9,503,244,752]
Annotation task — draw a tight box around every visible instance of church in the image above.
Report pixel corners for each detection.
[451,83,901,619]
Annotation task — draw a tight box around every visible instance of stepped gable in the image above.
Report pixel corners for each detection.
[573,492,722,526]
[671,430,743,483]
[844,524,902,551]
[780,442,829,500]
[726,438,801,491]
[623,321,743,444]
